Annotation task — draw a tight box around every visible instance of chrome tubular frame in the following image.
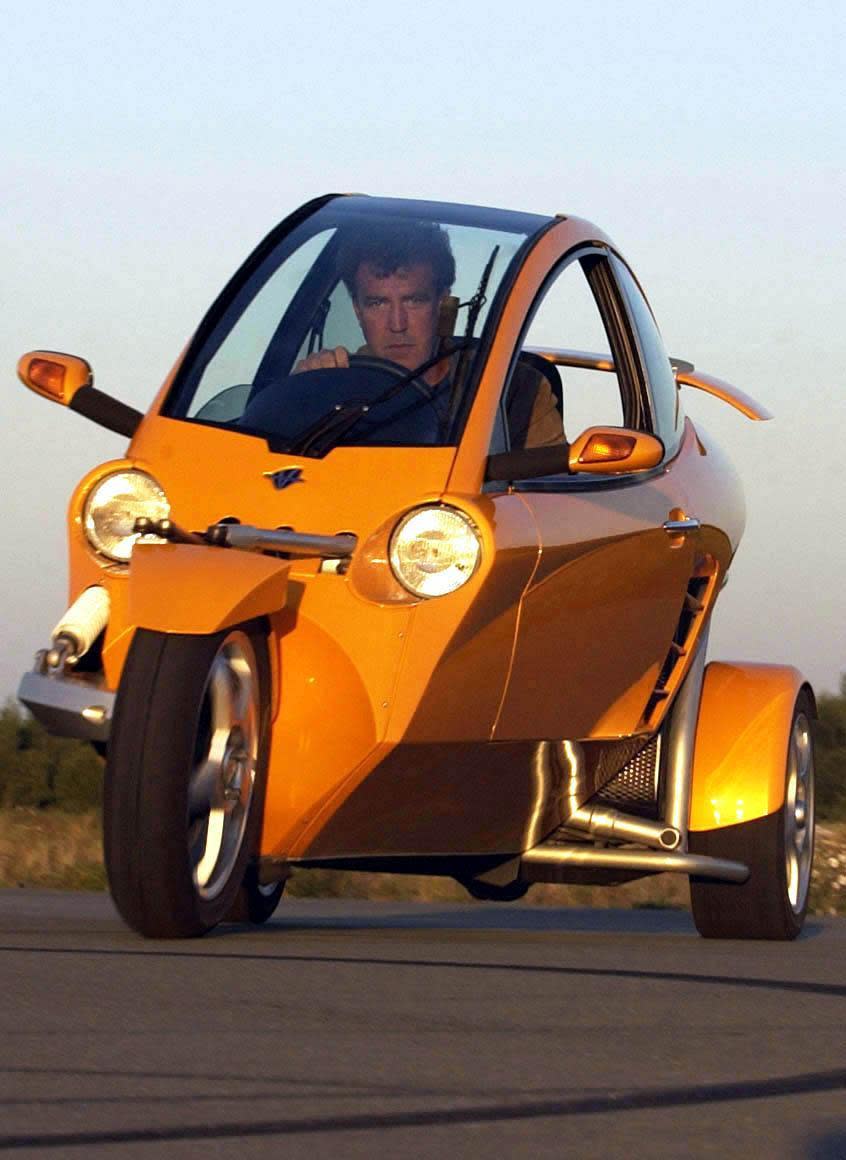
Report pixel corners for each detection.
[521,845,748,883]
[662,629,709,852]
[213,523,357,558]
[517,629,747,885]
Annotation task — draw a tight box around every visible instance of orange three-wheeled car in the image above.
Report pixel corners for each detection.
[17,194,815,939]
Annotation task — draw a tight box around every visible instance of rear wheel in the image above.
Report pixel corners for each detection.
[104,623,271,938]
[689,689,815,939]
[225,863,284,924]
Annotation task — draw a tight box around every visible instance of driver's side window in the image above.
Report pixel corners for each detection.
[499,253,632,453]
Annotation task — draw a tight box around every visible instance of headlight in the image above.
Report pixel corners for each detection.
[389,506,481,598]
[83,470,170,562]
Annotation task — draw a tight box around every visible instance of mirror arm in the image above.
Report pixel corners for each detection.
[69,386,143,438]
[485,442,571,483]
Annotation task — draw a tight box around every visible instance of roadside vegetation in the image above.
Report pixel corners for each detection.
[2,680,845,914]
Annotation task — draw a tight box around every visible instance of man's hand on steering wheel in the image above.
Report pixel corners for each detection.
[293,346,351,374]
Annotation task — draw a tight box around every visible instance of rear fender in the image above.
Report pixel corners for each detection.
[689,662,814,831]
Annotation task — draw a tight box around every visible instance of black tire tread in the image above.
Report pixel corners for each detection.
[102,630,167,936]
[104,624,270,938]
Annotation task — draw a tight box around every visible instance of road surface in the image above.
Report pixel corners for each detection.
[0,891,844,1158]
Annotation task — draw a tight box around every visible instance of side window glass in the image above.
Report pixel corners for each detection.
[505,255,626,452]
[612,257,681,448]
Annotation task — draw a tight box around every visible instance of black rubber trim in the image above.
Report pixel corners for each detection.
[69,385,143,437]
[485,442,571,482]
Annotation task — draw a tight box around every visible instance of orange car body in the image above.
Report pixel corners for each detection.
[18,197,810,891]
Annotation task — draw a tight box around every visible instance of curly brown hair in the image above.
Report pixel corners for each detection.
[337,220,456,300]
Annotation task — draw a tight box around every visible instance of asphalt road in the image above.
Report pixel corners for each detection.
[0,891,844,1159]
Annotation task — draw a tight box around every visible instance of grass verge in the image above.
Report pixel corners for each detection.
[1,809,843,916]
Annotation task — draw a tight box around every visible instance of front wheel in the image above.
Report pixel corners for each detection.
[689,689,815,939]
[104,623,271,938]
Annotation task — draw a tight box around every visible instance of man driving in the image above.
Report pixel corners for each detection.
[294,220,454,385]
[294,219,562,448]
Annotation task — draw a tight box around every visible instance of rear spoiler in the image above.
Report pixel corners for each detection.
[525,346,772,422]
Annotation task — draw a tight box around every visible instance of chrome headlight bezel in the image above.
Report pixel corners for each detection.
[82,469,170,563]
[388,505,482,599]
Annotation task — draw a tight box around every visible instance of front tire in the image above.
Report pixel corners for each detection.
[103,623,271,938]
[689,689,815,939]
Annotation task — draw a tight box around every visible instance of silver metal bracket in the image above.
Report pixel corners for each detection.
[18,670,116,743]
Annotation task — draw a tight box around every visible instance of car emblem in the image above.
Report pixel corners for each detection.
[263,467,304,490]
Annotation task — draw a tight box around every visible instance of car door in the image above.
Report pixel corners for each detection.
[491,247,700,741]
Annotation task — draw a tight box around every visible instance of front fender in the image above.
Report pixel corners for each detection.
[127,542,289,634]
[689,662,814,831]
[101,542,289,696]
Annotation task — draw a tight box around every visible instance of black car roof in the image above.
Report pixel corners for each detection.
[328,194,554,237]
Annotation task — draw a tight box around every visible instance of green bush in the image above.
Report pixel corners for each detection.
[0,701,103,811]
[816,677,846,821]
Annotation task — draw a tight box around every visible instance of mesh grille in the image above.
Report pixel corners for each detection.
[594,735,659,809]
[591,736,647,792]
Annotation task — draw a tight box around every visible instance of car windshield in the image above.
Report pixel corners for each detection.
[164,197,546,452]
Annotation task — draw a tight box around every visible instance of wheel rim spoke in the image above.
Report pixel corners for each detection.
[784,711,815,913]
[188,631,260,900]
[195,810,225,888]
[187,758,218,822]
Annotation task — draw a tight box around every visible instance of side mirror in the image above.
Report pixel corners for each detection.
[17,350,142,438]
[484,427,663,483]
[568,427,664,474]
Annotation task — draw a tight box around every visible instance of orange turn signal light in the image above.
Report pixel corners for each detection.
[17,350,93,406]
[578,433,636,464]
[28,357,67,400]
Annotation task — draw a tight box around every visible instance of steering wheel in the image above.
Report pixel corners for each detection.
[346,353,439,401]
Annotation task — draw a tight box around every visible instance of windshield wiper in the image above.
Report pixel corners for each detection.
[445,244,500,430]
[289,341,470,455]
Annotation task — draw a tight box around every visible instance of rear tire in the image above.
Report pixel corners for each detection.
[225,864,284,924]
[103,623,271,938]
[689,689,815,939]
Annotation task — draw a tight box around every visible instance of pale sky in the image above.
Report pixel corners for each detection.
[2,0,844,699]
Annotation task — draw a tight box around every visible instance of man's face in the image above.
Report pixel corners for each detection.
[352,262,441,372]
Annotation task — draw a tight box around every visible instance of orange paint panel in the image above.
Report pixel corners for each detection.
[127,415,456,540]
[260,581,412,856]
[676,369,772,421]
[496,525,694,739]
[127,542,289,634]
[263,493,539,856]
[385,492,539,744]
[689,662,806,830]
[495,427,727,740]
